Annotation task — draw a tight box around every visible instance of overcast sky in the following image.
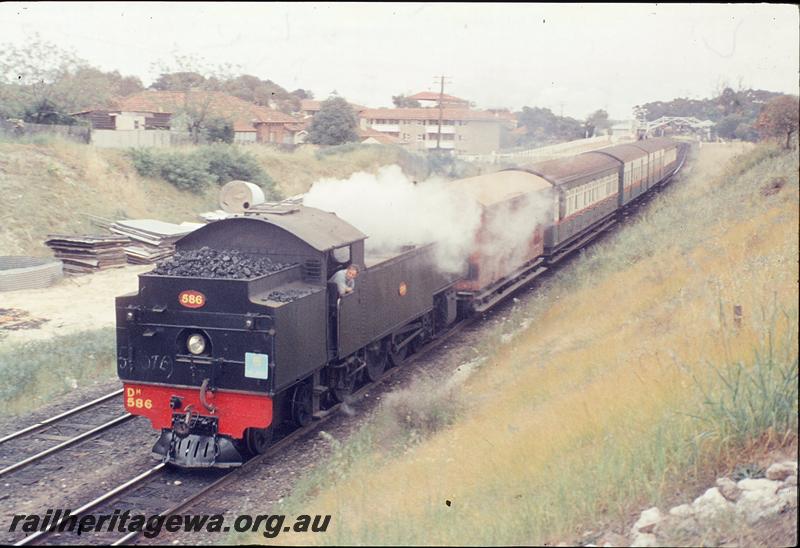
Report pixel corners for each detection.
[1,2,797,119]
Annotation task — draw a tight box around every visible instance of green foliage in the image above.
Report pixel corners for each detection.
[755,95,800,149]
[312,141,367,158]
[0,35,142,120]
[221,74,301,114]
[203,117,234,143]
[515,106,584,147]
[0,329,116,414]
[584,109,610,137]
[150,71,207,91]
[200,144,274,189]
[640,88,783,124]
[127,148,161,177]
[127,144,276,196]
[392,94,421,108]
[157,152,215,191]
[308,96,359,145]
[715,114,745,140]
[691,307,798,446]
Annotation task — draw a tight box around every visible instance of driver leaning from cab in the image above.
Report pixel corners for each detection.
[329,264,359,297]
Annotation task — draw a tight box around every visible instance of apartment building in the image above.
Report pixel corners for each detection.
[358,108,515,154]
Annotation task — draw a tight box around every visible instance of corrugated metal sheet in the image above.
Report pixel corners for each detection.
[447,170,552,207]
[0,257,63,291]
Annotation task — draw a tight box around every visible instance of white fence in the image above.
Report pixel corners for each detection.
[459,135,616,164]
[91,129,192,148]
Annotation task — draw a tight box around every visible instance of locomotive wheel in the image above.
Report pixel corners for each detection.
[290,383,313,427]
[245,426,273,456]
[365,342,388,382]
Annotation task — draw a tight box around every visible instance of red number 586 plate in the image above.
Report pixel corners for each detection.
[178,290,206,309]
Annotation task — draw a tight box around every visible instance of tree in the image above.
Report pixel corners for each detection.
[203,117,235,143]
[392,94,421,108]
[150,71,207,91]
[150,53,237,143]
[755,95,799,149]
[515,106,584,146]
[221,74,299,113]
[0,35,144,122]
[307,96,359,145]
[715,114,745,140]
[290,88,314,100]
[584,109,610,137]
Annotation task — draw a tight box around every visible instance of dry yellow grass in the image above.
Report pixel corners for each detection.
[0,139,218,255]
[266,143,798,545]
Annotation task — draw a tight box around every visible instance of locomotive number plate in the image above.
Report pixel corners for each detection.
[179,290,206,309]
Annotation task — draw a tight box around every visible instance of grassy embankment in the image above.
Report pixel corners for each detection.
[0,138,437,256]
[0,329,115,415]
[262,142,798,545]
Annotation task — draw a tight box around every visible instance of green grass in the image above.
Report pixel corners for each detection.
[0,328,117,414]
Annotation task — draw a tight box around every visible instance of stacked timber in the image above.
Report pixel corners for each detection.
[109,219,203,264]
[44,234,129,274]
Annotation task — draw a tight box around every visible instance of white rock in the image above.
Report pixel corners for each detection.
[737,478,781,493]
[716,477,742,501]
[766,461,797,481]
[631,506,663,535]
[736,487,788,524]
[777,486,797,509]
[630,532,657,547]
[668,503,695,518]
[692,487,735,521]
[785,475,797,486]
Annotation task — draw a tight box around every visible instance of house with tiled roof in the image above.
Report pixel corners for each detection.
[358,107,516,154]
[74,90,307,145]
[406,91,470,108]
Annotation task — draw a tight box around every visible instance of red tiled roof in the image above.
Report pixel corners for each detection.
[359,108,512,122]
[357,127,400,144]
[106,90,296,132]
[407,91,468,103]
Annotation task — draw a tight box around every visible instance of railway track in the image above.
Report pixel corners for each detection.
[12,319,473,546]
[0,390,134,479]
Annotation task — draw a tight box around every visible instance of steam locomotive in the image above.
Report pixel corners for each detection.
[116,137,687,467]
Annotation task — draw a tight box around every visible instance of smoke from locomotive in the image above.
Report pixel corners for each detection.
[303,165,483,273]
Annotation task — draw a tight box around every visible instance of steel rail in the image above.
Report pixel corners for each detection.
[0,389,124,445]
[0,414,133,478]
[15,463,167,546]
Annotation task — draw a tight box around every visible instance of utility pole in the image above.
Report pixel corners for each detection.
[433,74,451,150]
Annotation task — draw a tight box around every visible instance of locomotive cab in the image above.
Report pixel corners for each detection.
[116,205,366,467]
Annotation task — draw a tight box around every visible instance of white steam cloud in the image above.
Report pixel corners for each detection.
[303,164,555,280]
[303,165,482,272]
